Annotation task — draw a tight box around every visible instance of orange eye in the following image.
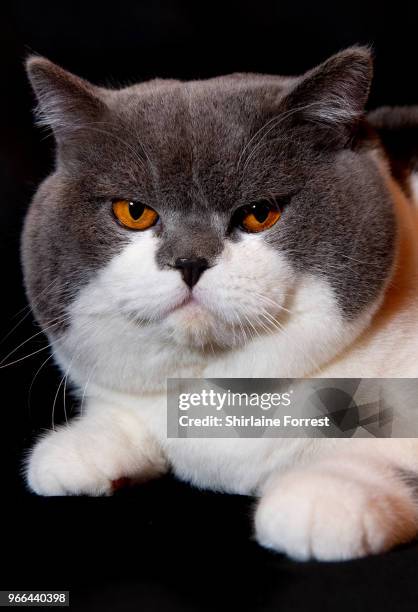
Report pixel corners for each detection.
[238,201,281,233]
[112,200,159,230]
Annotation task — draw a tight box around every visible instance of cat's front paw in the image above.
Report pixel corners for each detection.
[255,468,418,561]
[26,421,167,496]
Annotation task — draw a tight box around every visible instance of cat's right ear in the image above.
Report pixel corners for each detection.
[26,56,106,141]
[280,47,373,146]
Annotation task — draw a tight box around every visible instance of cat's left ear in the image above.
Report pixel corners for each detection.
[26,56,106,141]
[282,47,373,143]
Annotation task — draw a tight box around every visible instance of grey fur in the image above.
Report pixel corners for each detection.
[22,47,398,334]
[368,105,418,195]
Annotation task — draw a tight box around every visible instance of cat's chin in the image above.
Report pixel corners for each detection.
[165,299,233,351]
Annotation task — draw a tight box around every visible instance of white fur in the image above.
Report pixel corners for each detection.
[27,398,167,496]
[26,157,418,561]
[255,447,418,560]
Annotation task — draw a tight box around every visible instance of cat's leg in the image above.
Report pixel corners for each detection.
[254,441,418,561]
[26,397,167,496]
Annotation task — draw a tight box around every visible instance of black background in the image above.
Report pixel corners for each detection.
[1,1,418,610]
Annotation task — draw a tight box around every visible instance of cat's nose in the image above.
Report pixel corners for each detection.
[174,257,209,288]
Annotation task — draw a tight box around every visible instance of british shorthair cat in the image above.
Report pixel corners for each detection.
[22,47,418,560]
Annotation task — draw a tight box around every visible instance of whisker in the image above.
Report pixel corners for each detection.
[53,122,150,174]
[0,343,56,369]
[0,314,71,366]
[242,312,261,342]
[252,291,293,315]
[27,351,57,416]
[79,364,98,417]
[259,309,320,372]
[51,370,68,431]
[0,279,61,345]
[233,310,249,346]
[239,101,328,173]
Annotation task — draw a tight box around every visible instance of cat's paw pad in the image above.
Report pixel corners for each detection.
[255,470,417,561]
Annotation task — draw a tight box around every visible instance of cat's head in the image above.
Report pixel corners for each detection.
[22,48,396,385]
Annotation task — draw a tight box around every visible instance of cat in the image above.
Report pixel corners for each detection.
[21,46,418,561]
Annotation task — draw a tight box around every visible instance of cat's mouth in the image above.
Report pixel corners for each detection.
[173,293,202,312]
[167,292,214,325]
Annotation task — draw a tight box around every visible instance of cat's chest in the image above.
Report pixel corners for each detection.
[141,396,310,494]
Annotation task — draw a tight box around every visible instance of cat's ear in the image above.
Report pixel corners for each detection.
[26,56,106,140]
[283,47,372,142]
